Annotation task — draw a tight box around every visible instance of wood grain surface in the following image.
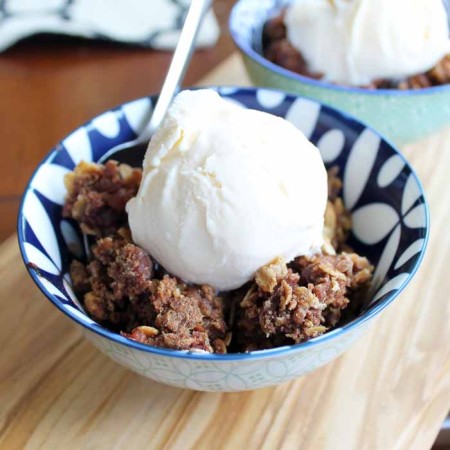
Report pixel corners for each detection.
[1,54,450,450]
[0,0,236,242]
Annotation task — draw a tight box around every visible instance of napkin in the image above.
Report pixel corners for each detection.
[0,0,220,52]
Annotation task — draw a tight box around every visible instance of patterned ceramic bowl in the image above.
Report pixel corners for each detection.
[229,0,450,145]
[18,87,429,392]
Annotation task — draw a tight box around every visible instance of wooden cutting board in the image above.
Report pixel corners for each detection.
[1,54,450,450]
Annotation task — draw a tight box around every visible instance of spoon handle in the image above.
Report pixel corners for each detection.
[142,0,213,140]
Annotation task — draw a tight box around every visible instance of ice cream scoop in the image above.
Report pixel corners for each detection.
[127,89,328,291]
[284,0,450,86]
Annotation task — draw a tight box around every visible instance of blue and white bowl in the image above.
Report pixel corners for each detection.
[230,0,450,145]
[18,87,429,392]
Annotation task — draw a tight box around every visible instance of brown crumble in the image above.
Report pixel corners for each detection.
[65,160,373,353]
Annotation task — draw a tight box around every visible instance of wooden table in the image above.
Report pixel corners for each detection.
[1,7,450,450]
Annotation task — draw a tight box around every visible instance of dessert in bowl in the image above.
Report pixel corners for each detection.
[229,0,450,145]
[18,87,429,391]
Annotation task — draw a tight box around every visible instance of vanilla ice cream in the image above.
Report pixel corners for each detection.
[127,89,327,291]
[285,0,450,86]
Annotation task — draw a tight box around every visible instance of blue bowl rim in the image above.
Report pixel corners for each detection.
[229,0,450,97]
[17,86,430,362]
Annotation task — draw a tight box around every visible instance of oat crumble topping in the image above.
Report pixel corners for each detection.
[65,161,373,353]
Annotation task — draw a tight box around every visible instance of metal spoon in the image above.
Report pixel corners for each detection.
[98,0,213,165]
[83,0,212,255]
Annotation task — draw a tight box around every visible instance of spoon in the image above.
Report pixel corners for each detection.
[83,0,212,256]
[97,0,213,166]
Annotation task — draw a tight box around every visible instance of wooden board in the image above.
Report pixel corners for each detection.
[1,54,450,450]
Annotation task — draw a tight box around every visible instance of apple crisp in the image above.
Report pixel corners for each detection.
[65,161,373,353]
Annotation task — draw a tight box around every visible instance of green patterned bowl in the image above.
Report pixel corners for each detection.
[230,0,450,145]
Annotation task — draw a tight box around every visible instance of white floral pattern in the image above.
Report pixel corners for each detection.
[377,155,405,188]
[285,97,321,139]
[17,87,429,391]
[317,129,345,163]
[343,129,380,211]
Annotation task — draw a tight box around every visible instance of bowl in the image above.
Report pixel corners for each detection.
[229,0,450,145]
[18,86,429,392]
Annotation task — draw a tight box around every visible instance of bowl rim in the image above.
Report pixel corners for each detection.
[17,86,430,362]
[229,0,450,97]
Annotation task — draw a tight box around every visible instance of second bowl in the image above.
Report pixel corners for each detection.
[230,0,450,145]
